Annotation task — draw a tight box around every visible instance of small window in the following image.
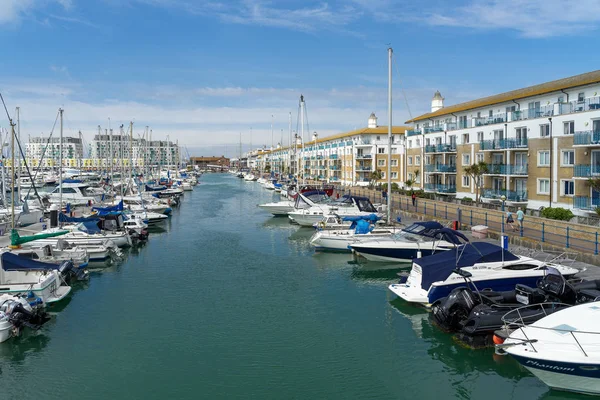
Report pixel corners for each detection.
[561,150,574,166]
[378,148,385,154]
[538,178,550,194]
[425,156,431,165]
[538,150,550,166]
[391,172,398,179]
[376,136,380,141]
[563,121,574,135]
[391,159,398,166]
[408,156,413,166]
[415,156,421,166]
[381,172,386,179]
[489,110,493,118]
[378,159,385,166]
[477,131,484,142]
[462,175,470,187]
[540,124,550,137]
[562,180,574,196]
[578,92,585,102]
[426,138,431,146]
[476,153,484,163]
[462,133,469,144]
[408,140,412,149]
[462,154,471,166]
[416,139,421,147]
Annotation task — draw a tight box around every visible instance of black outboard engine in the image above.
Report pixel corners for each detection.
[0,296,51,332]
[431,287,479,332]
[58,260,89,282]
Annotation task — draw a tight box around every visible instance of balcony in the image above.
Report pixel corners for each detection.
[482,189,528,202]
[407,129,422,137]
[329,154,339,160]
[485,164,528,175]
[574,196,600,210]
[356,154,372,159]
[511,107,554,121]
[329,165,341,170]
[424,183,456,194]
[424,164,457,173]
[479,138,528,151]
[424,126,444,134]
[573,164,600,178]
[573,131,600,146]
[356,166,372,172]
[474,114,507,126]
[425,144,457,153]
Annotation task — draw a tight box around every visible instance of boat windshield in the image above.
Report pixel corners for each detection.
[392,223,438,242]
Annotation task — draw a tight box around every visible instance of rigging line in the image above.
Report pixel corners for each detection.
[393,57,414,121]
[0,91,14,124]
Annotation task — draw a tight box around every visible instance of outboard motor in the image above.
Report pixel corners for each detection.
[0,295,51,332]
[431,287,479,332]
[58,260,89,282]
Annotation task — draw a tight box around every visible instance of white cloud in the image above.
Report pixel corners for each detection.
[427,0,600,38]
[0,0,35,24]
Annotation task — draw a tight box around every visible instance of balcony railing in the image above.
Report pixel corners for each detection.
[485,164,528,175]
[573,130,600,146]
[424,164,457,173]
[356,167,372,172]
[329,165,341,170]
[425,144,456,153]
[424,126,444,134]
[574,196,600,210]
[356,154,372,159]
[573,164,600,177]
[407,129,422,137]
[424,183,456,193]
[482,189,528,202]
[329,154,338,159]
[479,138,528,150]
[474,114,507,126]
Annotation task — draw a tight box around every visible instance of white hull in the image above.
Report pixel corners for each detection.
[258,202,295,216]
[525,367,600,395]
[34,231,132,248]
[310,230,395,251]
[0,272,71,304]
[0,320,12,343]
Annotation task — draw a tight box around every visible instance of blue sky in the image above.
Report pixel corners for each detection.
[2,0,600,157]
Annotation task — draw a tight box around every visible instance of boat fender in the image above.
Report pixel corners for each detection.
[417,250,422,258]
[492,334,504,345]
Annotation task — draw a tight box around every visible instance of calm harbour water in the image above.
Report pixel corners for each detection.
[0,174,583,399]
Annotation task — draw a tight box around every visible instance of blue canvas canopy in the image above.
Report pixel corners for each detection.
[432,227,469,245]
[146,185,167,192]
[59,213,99,223]
[342,214,380,230]
[79,221,101,234]
[418,242,519,290]
[2,252,59,271]
[92,200,124,213]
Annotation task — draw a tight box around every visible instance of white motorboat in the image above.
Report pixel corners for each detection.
[388,241,580,306]
[45,182,97,206]
[288,195,382,227]
[258,190,328,217]
[53,239,116,262]
[129,211,168,225]
[0,252,73,303]
[33,227,132,248]
[244,173,256,181]
[9,244,89,268]
[349,221,455,263]
[501,302,600,395]
[0,207,43,227]
[0,293,51,343]
[310,216,400,252]
[182,182,193,191]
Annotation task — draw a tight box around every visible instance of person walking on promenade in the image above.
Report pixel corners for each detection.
[411,191,416,207]
[506,210,516,231]
[516,207,525,231]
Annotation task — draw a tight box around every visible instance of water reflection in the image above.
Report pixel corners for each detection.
[388,298,523,381]
[0,332,51,362]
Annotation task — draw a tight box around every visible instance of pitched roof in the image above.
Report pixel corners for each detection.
[407,70,600,123]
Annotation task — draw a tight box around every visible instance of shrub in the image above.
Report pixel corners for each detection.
[461,197,474,204]
[540,207,574,221]
[594,207,600,218]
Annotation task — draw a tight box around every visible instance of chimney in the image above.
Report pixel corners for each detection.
[431,91,444,113]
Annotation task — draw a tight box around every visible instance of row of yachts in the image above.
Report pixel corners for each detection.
[0,169,200,344]
[247,171,600,396]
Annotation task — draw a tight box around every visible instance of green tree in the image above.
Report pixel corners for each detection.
[463,161,489,204]
[370,169,383,188]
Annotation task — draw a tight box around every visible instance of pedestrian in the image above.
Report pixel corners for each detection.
[505,210,516,231]
[516,207,525,231]
[382,189,387,202]
[411,191,416,207]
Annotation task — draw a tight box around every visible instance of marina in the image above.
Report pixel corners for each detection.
[1,172,597,399]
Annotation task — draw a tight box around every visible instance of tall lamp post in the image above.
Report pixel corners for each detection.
[500,194,507,250]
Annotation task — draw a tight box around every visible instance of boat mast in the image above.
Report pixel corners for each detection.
[129,121,133,194]
[300,95,305,185]
[387,48,393,225]
[10,121,16,230]
[16,107,20,204]
[59,108,63,214]
[109,120,113,204]
[288,112,292,176]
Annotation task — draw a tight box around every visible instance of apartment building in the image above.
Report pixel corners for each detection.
[406,70,600,215]
[91,134,180,168]
[256,113,409,186]
[26,136,84,163]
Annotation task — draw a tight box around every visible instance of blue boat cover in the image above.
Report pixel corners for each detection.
[432,228,469,245]
[354,219,373,234]
[342,214,380,223]
[2,252,59,271]
[146,185,167,192]
[62,179,83,183]
[418,242,519,290]
[92,200,124,213]
[79,221,101,234]
[60,213,99,223]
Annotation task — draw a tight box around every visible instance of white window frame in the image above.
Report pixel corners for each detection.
[381,171,386,179]
[408,140,412,149]
[462,175,470,187]
[563,121,575,135]
[476,153,484,163]
[390,159,398,167]
[537,178,550,195]
[538,150,550,166]
[477,131,484,142]
[391,171,398,179]
[378,147,385,154]
[540,124,550,137]
[415,156,421,166]
[462,153,471,166]
[462,133,469,144]
[377,159,386,167]
[561,150,575,167]
[408,156,413,166]
[561,179,575,197]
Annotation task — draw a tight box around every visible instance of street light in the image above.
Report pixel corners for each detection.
[500,194,507,250]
